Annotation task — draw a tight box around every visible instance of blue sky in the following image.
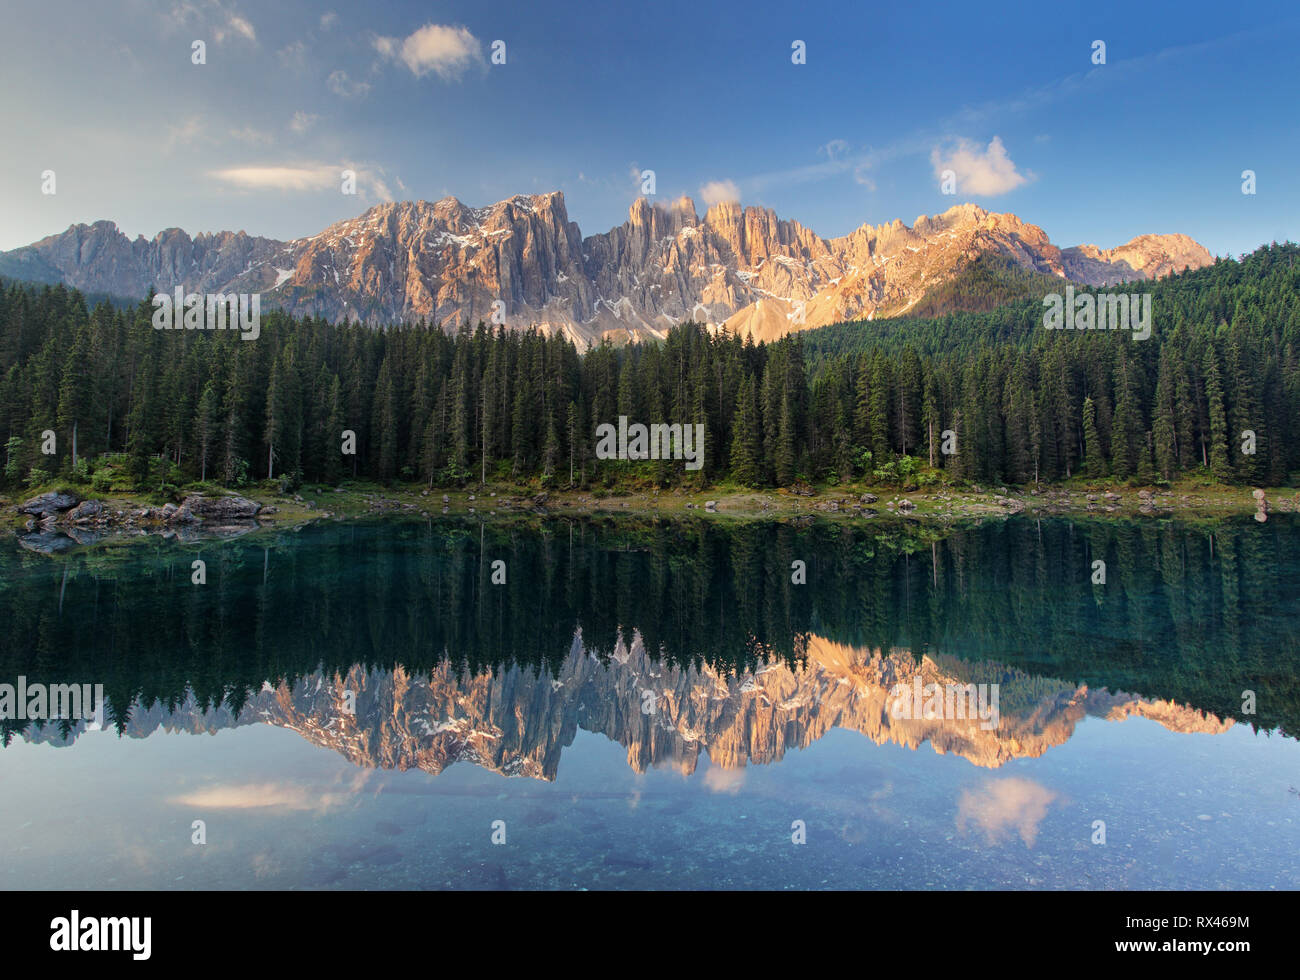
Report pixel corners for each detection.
[1,0,1296,256]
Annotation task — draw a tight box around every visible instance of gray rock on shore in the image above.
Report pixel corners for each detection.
[67,499,103,522]
[179,493,261,520]
[18,491,79,516]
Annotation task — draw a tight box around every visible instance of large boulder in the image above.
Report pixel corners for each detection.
[18,491,79,516]
[180,494,261,520]
[67,499,104,522]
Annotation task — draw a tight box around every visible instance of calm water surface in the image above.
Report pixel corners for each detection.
[1,516,1297,889]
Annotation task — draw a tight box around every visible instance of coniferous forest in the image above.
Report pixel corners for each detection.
[1,242,1298,495]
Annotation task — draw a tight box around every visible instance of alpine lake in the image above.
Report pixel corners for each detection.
[1,513,1297,890]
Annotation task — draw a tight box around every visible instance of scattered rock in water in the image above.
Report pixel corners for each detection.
[17,531,76,554]
[64,527,104,546]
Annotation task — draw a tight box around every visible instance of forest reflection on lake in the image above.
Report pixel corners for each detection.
[1,515,1297,889]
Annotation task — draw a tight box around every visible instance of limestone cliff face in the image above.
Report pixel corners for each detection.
[0,197,1213,345]
[19,633,1233,778]
[5,220,287,299]
[1060,233,1214,285]
[279,193,594,336]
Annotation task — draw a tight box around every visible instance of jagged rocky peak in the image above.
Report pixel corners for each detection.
[18,633,1235,779]
[0,191,1215,345]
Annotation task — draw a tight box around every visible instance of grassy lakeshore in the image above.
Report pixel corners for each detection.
[4,475,1293,536]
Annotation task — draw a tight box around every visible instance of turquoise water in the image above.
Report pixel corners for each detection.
[1,516,1297,889]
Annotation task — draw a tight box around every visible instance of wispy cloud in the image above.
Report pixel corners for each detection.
[208,162,394,201]
[210,164,337,191]
[702,765,745,794]
[724,29,1268,204]
[699,179,740,206]
[277,39,306,70]
[166,0,257,45]
[289,110,319,135]
[819,138,850,161]
[169,781,349,812]
[221,13,255,44]
[164,117,272,150]
[373,23,484,81]
[327,69,370,99]
[228,125,273,146]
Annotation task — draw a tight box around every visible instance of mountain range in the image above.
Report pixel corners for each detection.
[0,193,1214,346]
[22,633,1231,777]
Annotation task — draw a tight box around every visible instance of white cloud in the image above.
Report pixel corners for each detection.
[164,116,270,150]
[327,69,370,99]
[368,173,394,202]
[852,165,876,191]
[930,135,1032,196]
[168,776,368,812]
[956,777,1058,847]
[699,179,740,206]
[221,14,255,44]
[702,766,745,794]
[164,117,205,150]
[289,110,319,134]
[208,162,395,202]
[210,164,337,192]
[373,23,483,81]
[168,2,257,45]
[319,11,337,31]
[228,125,272,145]
[819,138,850,161]
[277,39,306,69]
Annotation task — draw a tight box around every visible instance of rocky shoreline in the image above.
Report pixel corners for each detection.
[12,490,272,553]
[3,480,1292,555]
